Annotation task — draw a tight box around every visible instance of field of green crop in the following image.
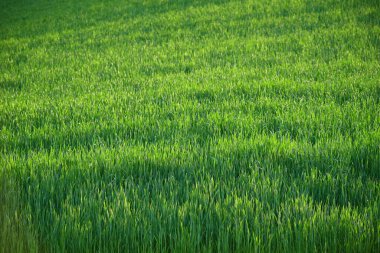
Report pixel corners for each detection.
[1,0,379,252]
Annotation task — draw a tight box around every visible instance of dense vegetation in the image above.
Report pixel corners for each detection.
[1,0,379,252]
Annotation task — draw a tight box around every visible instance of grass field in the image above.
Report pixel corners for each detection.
[1,0,380,252]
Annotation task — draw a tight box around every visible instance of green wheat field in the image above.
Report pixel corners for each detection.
[1,0,379,252]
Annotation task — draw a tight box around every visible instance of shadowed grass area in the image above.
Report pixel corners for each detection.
[0,173,39,253]
[1,0,379,252]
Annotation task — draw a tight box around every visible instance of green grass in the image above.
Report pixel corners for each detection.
[1,0,379,252]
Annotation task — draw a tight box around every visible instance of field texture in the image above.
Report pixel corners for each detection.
[1,0,380,252]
